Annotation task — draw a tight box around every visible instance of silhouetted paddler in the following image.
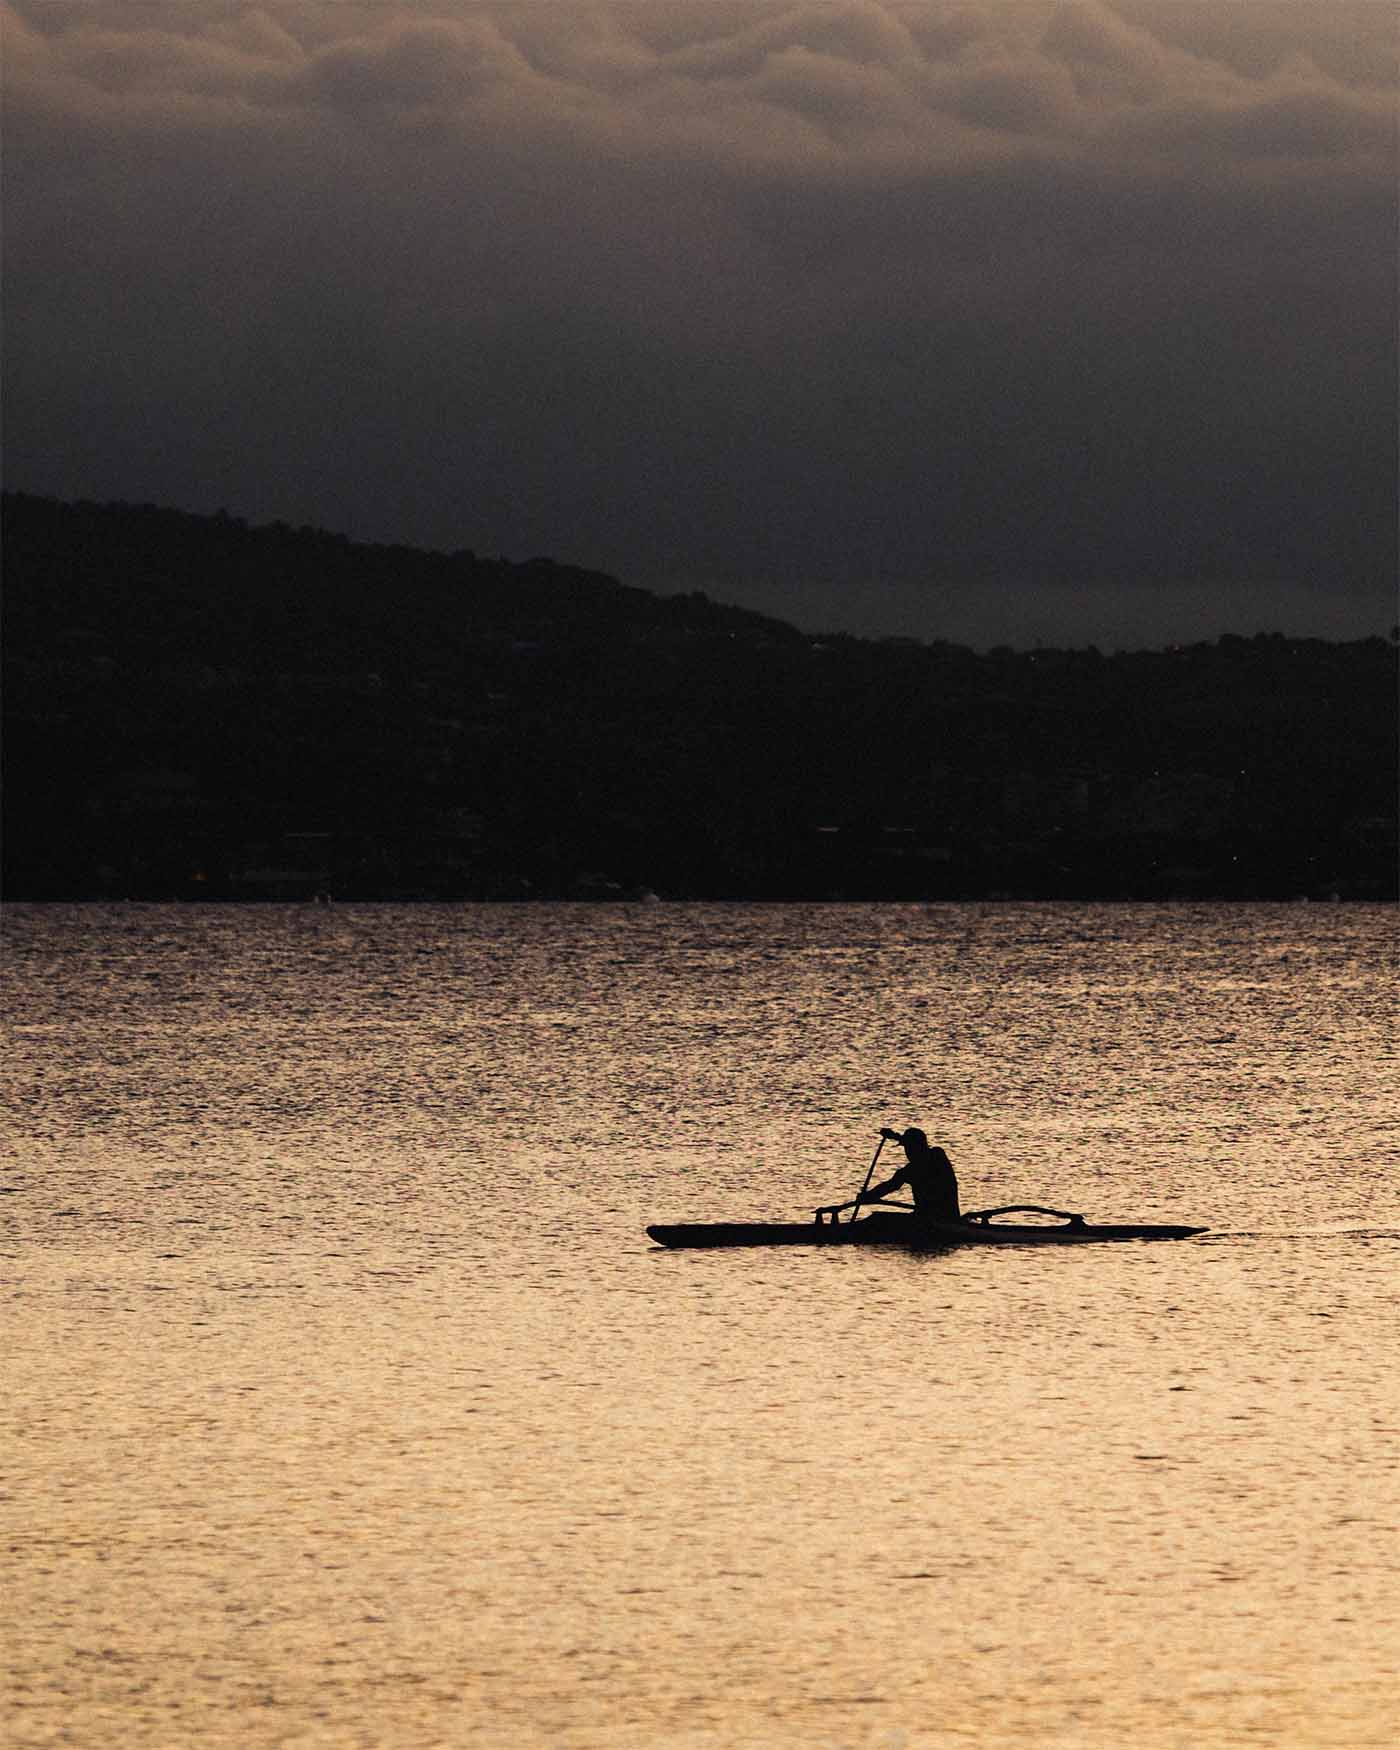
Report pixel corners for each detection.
[860,1127,961,1222]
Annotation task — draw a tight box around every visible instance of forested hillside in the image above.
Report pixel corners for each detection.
[5,494,1395,899]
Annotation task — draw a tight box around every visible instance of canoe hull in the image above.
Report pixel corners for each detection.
[646,1214,1207,1250]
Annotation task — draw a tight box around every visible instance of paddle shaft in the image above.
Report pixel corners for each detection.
[845,1134,886,1224]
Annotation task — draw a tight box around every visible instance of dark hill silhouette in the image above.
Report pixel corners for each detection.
[4,492,1395,899]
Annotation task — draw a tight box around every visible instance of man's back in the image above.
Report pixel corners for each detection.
[900,1144,960,1222]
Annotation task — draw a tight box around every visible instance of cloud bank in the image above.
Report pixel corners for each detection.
[6,1,1395,645]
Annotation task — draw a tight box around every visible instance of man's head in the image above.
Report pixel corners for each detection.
[901,1127,929,1152]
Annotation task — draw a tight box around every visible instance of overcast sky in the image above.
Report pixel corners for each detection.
[6,1,1396,647]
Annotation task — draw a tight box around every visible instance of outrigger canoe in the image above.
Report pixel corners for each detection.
[647,1204,1207,1250]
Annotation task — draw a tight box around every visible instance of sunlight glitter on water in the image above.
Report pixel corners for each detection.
[2,903,1397,1747]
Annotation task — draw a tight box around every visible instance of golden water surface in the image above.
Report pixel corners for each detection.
[3,903,1396,1747]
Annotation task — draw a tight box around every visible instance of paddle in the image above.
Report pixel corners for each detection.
[813,1130,911,1224]
[845,1133,885,1223]
[838,1131,888,1225]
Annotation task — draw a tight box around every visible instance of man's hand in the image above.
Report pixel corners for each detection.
[880,1127,903,1141]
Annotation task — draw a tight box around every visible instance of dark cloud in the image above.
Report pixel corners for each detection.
[5,1,1394,647]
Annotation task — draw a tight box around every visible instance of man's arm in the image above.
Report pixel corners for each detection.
[860,1170,906,1203]
[814,1170,907,1218]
